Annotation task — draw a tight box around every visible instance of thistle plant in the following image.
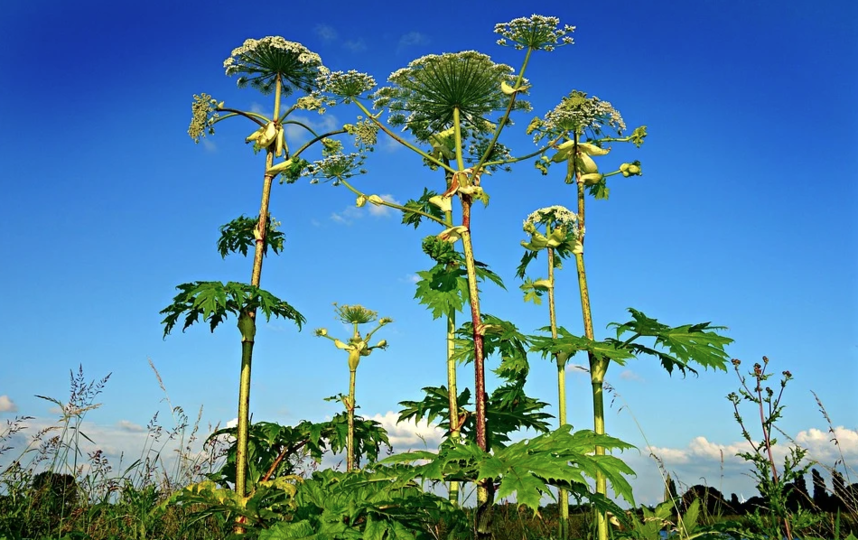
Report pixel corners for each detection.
[517,205,581,537]
[528,91,732,540]
[315,304,391,472]
[727,357,817,540]
[165,37,370,527]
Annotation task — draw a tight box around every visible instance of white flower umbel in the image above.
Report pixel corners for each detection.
[371,51,531,141]
[539,90,626,139]
[525,205,579,234]
[223,36,328,96]
[494,15,575,51]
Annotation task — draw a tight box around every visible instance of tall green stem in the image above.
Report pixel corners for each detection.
[547,237,569,539]
[347,367,357,472]
[234,76,283,521]
[455,107,493,539]
[572,153,609,540]
[443,164,460,505]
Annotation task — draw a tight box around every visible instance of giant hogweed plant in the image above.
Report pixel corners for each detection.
[527,91,734,540]
[320,16,639,538]
[517,204,581,537]
[161,36,374,524]
[315,304,391,472]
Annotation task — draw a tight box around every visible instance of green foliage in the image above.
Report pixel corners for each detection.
[529,326,635,366]
[260,469,468,540]
[607,308,733,375]
[413,244,504,320]
[160,281,305,336]
[381,426,635,517]
[217,215,286,258]
[398,382,552,451]
[401,189,444,229]
[451,314,530,381]
[208,417,391,488]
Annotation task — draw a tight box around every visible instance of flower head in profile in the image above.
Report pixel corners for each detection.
[371,51,531,141]
[495,15,575,52]
[524,205,578,232]
[223,36,328,96]
[334,304,378,325]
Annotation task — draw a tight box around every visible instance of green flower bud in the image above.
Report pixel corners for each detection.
[356,195,367,207]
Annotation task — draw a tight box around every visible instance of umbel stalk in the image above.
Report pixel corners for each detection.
[546,231,569,538]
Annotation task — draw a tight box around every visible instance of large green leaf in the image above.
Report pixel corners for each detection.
[529,326,635,366]
[608,308,733,375]
[160,281,305,336]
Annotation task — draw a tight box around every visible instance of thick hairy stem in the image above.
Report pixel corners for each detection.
[446,309,460,504]
[443,167,460,505]
[461,197,493,538]
[348,368,357,472]
[235,77,283,532]
[574,171,609,540]
[548,242,569,538]
[234,339,253,533]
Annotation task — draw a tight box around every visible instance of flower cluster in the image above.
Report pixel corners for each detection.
[525,205,578,231]
[495,15,575,51]
[223,36,327,96]
[371,51,530,141]
[296,93,335,115]
[319,70,377,103]
[188,93,219,143]
[302,152,366,186]
[345,118,379,149]
[530,90,626,143]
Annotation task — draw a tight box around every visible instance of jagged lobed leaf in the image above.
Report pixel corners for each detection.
[529,326,635,366]
[380,426,636,515]
[608,308,733,375]
[217,215,285,258]
[160,281,305,336]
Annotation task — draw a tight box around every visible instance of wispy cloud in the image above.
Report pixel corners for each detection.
[367,194,402,217]
[201,139,217,153]
[116,419,145,432]
[619,369,644,382]
[343,39,367,53]
[398,274,421,284]
[284,113,340,145]
[315,24,338,42]
[398,31,429,50]
[0,395,17,413]
[331,194,402,224]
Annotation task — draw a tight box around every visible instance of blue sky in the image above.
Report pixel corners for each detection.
[1,0,856,504]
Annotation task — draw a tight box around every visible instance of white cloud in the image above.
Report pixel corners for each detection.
[369,411,444,450]
[225,417,238,429]
[367,194,402,217]
[399,274,420,284]
[315,24,338,41]
[284,113,340,145]
[398,31,429,50]
[116,420,145,432]
[0,395,17,413]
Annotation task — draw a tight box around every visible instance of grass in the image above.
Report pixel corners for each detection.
[1,365,855,540]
